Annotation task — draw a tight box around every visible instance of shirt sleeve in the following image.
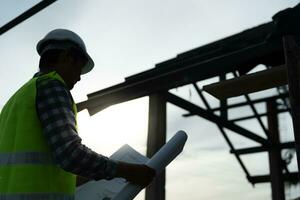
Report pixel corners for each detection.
[36,77,118,180]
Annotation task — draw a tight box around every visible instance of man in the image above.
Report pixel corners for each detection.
[0,29,155,200]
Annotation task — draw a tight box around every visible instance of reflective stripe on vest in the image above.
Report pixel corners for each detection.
[0,193,74,200]
[0,152,52,165]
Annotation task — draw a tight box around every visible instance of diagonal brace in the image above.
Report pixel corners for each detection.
[0,0,58,35]
[192,82,251,178]
[166,92,268,146]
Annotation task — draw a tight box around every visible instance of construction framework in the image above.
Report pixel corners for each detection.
[2,1,299,200]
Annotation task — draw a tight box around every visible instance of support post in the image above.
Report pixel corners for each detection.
[220,74,228,119]
[283,35,300,175]
[146,93,166,200]
[267,100,285,200]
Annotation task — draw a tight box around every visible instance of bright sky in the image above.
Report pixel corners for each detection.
[1,0,299,199]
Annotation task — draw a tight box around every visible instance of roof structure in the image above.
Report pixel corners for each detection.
[75,4,300,200]
[77,20,285,114]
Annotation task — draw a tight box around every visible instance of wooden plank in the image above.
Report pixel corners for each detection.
[202,65,287,100]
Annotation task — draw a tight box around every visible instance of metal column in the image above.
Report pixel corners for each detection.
[267,100,285,200]
[220,74,228,119]
[283,35,300,175]
[146,93,166,200]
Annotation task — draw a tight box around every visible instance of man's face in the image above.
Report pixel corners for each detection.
[61,48,87,90]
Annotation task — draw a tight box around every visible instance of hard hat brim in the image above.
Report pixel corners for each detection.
[37,40,94,75]
[81,52,94,75]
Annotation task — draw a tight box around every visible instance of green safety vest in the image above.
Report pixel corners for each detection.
[0,71,77,200]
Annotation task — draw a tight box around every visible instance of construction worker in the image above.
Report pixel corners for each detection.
[0,29,155,200]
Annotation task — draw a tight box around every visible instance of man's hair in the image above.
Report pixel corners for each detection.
[39,49,64,71]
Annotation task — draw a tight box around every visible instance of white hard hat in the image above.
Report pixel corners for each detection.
[37,29,94,74]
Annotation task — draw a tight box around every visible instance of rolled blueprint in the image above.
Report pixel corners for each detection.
[112,130,188,200]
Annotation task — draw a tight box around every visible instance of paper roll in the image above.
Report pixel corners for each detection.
[112,130,188,200]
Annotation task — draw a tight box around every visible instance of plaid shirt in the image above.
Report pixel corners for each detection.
[35,72,118,180]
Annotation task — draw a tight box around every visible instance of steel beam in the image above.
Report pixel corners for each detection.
[232,71,270,138]
[267,100,285,200]
[0,0,58,35]
[183,93,288,117]
[220,74,228,119]
[283,35,300,175]
[166,92,268,145]
[229,108,289,122]
[230,141,295,155]
[193,83,251,179]
[77,41,282,114]
[146,93,166,200]
[248,172,299,184]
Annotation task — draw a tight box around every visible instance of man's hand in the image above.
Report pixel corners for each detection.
[76,175,91,187]
[116,162,156,188]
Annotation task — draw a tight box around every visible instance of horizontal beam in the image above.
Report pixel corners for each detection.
[248,172,299,184]
[183,93,289,117]
[0,0,57,35]
[77,41,282,114]
[203,65,287,100]
[128,23,274,81]
[230,141,295,155]
[229,108,290,122]
[166,92,268,145]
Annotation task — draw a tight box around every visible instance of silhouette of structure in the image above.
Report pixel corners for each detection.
[1,1,300,199]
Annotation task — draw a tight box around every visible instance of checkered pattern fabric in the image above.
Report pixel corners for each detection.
[35,72,118,180]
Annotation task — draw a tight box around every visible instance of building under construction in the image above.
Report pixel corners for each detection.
[1,1,300,200]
